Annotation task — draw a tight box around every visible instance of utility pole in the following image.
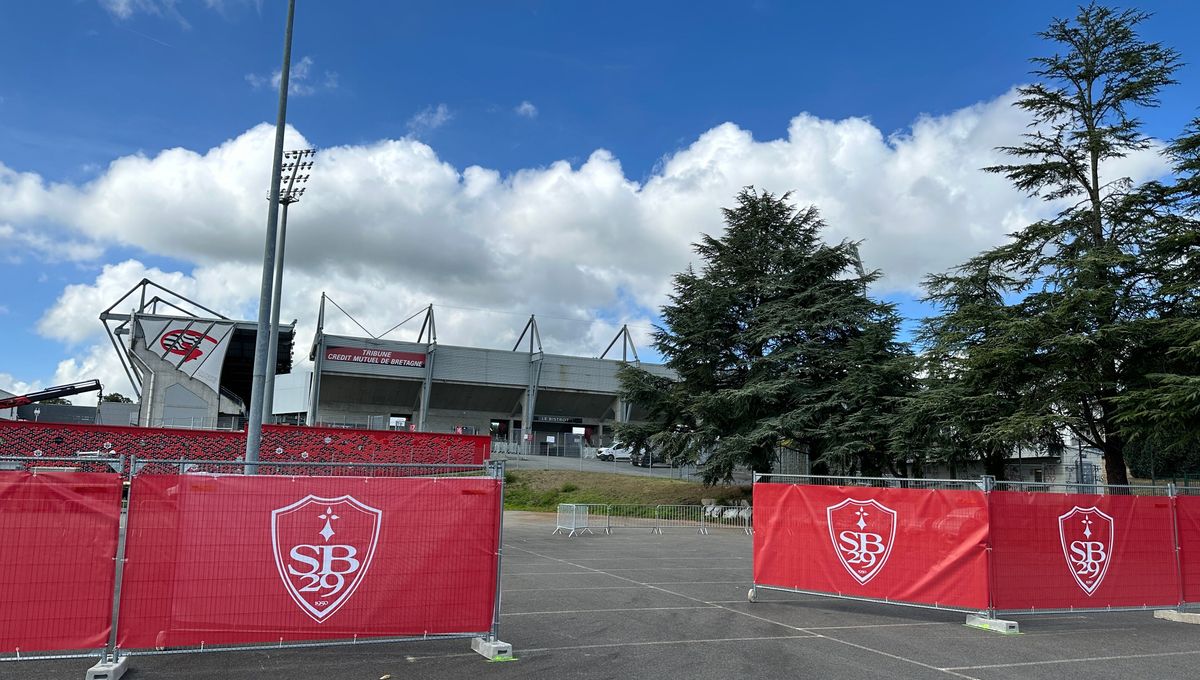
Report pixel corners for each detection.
[246,0,297,472]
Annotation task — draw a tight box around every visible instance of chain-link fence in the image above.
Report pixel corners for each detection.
[0,455,511,676]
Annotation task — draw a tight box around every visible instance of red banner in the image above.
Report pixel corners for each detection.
[0,472,123,653]
[1172,495,1200,604]
[989,491,1180,610]
[117,474,500,649]
[324,346,426,368]
[753,483,989,610]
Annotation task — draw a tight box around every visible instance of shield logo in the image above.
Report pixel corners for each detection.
[827,498,897,585]
[271,495,382,622]
[1058,506,1114,596]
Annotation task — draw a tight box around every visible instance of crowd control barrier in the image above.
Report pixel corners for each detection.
[750,474,1200,632]
[0,456,511,679]
[553,503,753,535]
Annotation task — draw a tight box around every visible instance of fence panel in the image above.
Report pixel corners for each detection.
[988,490,1179,612]
[753,481,989,611]
[116,471,501,650]
[1173,493,1200,604]
[0,468,123,657]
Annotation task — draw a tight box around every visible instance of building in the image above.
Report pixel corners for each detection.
[293,298,673,452]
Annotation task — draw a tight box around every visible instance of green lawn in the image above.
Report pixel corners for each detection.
[502,469,751,511]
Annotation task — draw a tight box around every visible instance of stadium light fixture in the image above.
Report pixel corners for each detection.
[262,148,316,421]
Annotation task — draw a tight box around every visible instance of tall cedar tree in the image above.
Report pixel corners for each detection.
[917,4,1182,484]
[1112,117,1200,461]
[616,189,911,484]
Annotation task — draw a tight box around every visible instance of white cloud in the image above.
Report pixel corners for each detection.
[515,101,538,118]
[0,88,1174,393]
[246,56,338,97]
[99,0,189,28]
[0,223,105,263]
[407,104,453,135]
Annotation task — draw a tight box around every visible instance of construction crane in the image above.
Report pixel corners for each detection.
[0,380,103,410]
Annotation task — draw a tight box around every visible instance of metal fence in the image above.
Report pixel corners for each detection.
[755,473,984,492]
[553,503,752,535]
[749,473,1200,626]
[0,454,510,677]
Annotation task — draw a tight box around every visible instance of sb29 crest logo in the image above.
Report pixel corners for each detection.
[1058,506,1114,596]
[271,495,382,622]
[827,498,897,585]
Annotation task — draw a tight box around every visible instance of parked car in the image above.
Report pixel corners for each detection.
[597,443,634,462]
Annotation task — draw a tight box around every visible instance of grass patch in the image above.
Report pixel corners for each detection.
[503,470,751,512]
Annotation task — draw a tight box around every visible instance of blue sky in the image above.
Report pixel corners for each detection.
[1,1,1197,398]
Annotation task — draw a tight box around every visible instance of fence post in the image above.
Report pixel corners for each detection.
[653,505,662,535]
[87,456,133,679]
[1169,482,1185,609]
[472,460,512,660]
[606,505,612,535]
[700,506,706,535]
[981,475,997,621]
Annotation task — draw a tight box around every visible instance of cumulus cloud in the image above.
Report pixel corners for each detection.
[99,0,189,28]
[407,104,453,135]
[0,88,1174,394]
[515,101,538,118]
[245,56,338,96]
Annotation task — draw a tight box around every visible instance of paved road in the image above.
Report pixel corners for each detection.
[11,511,1199,680]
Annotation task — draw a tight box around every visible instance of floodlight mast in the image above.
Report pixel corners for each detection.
[246,0,297,473]
[262,149,315,422]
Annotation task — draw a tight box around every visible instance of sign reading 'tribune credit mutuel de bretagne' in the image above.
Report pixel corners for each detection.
[324,346,426,369]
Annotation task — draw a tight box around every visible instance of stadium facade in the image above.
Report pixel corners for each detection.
[102,282,672,451]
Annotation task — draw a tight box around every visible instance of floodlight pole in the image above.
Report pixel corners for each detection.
[262,150,313,423]
[246,0,297,473]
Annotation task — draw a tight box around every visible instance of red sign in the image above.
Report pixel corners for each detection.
[161,328,217,362]
[753,483,990,610]
[0,472,123,654]
[118,474,500,649]
[325,346,426,368]
[989,491,1179,610]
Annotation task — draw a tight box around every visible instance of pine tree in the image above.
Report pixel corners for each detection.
[617,188,911,483]
[916,4,1184,484]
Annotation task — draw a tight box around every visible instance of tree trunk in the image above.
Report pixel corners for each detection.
[1102,431,1129,486]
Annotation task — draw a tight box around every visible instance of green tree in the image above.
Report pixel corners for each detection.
[101,392,134,403]
[1112,118,1200,461]
[915,4,1184,484]
[616,188,911,483]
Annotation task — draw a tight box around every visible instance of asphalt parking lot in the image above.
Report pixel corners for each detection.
[8,511,1199,680]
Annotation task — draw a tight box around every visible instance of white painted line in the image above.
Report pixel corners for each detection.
[505,585,646,592]
[401,635,820,661]
[644,580,748,585]
[943,649,1200,671]
[505,543,982,680]
[503,605,719,616]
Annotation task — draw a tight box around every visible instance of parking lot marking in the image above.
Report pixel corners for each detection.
[401,635,822,661]
[504,585,645,592]
[503,605,719,616]
[506,543,984,680]
[942,649,1200,671]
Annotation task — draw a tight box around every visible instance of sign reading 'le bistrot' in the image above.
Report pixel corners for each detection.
[325,346,426,368]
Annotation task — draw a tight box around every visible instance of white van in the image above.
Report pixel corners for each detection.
[596,443,634,462]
